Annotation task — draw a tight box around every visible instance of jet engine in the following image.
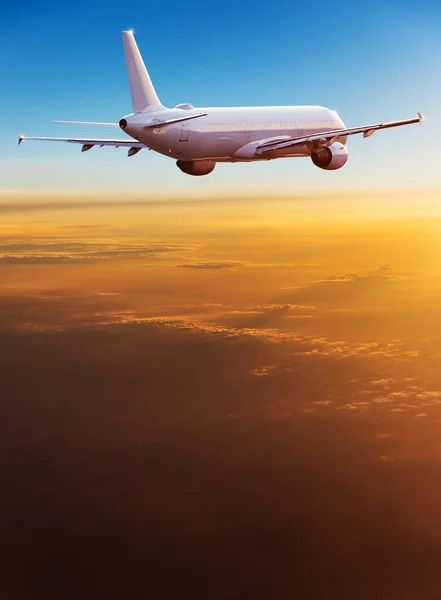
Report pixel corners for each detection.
[311,142,348,171]
[176,160,216,176]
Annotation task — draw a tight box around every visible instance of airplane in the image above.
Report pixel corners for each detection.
[18,30,423,177]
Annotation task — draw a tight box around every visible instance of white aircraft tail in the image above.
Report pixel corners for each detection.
[122,31,163,113]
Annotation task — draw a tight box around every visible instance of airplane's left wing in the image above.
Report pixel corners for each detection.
[256,113,424,155]
[17,134,146,156]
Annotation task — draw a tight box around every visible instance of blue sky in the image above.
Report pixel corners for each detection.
[0,0,440,193]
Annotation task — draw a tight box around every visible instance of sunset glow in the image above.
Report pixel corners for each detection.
[2,0,441,596]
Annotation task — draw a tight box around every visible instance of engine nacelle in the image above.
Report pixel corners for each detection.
[176,160,216,176]
[311,142,348,171]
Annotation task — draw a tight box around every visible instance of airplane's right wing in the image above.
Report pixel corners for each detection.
[17,134,146,156]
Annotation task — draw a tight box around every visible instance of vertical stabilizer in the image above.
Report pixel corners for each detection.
[122,31,163,113]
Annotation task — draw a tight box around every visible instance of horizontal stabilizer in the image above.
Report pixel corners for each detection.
[53,121,119,127]
[144,113,207,129]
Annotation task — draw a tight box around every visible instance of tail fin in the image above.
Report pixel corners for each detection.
[122,31,163,113]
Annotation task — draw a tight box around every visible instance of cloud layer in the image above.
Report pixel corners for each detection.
[2,195,441,599]
[0,239,199,264]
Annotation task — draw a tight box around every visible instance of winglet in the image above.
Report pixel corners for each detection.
[17,133,25,145]
[418,112,425,124]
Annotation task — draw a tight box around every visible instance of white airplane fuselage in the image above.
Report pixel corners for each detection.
[121,105,347,162]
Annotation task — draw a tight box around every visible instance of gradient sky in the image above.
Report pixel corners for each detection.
[1,0,440,192]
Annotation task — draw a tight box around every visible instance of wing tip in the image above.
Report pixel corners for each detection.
[17,133,24,145]
[418,112,425,124]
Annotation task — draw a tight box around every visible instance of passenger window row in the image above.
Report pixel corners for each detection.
[198,120,333,130]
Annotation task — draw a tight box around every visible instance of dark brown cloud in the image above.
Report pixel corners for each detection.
[2,307,441,600]
[0,292,131,332]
